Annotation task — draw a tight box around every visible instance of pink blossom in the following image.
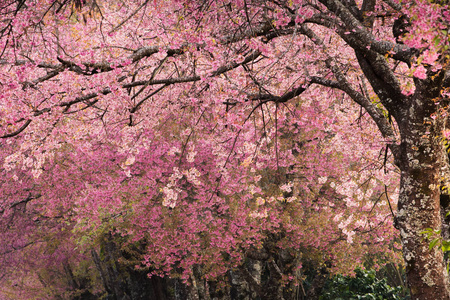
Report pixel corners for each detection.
[413,65,427,79]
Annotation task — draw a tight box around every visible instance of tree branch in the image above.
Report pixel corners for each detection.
[324,60,400,159]
[0,119,31,138]
[319,0,414,63]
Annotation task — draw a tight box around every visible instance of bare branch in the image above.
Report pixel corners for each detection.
[109,0,150,33]
[319,0,413,63]
[381,0,402,11]
[324,59,400,158]
[0,119,31,138]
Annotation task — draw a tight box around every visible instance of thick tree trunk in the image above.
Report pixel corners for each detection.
[396,92,450,299]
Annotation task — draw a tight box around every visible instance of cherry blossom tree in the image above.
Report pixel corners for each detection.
[0,0,448,299]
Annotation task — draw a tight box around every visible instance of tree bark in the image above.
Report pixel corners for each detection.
[396,90,450,299]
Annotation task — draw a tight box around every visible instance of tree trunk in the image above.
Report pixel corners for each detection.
[396,91,450,299]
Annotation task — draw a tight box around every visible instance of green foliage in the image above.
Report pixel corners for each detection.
[421,228,450,252]
[421,228,450,272]
[319,268,405,300]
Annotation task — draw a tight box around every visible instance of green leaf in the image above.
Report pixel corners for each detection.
[430,237,441,250]
[434,36,442,47]
[421,228,432,234]
[442,240,450,252]
[421,228,434,239]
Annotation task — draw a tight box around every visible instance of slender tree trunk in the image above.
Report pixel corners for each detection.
[188,271,201,300]
[396,91,450,299]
